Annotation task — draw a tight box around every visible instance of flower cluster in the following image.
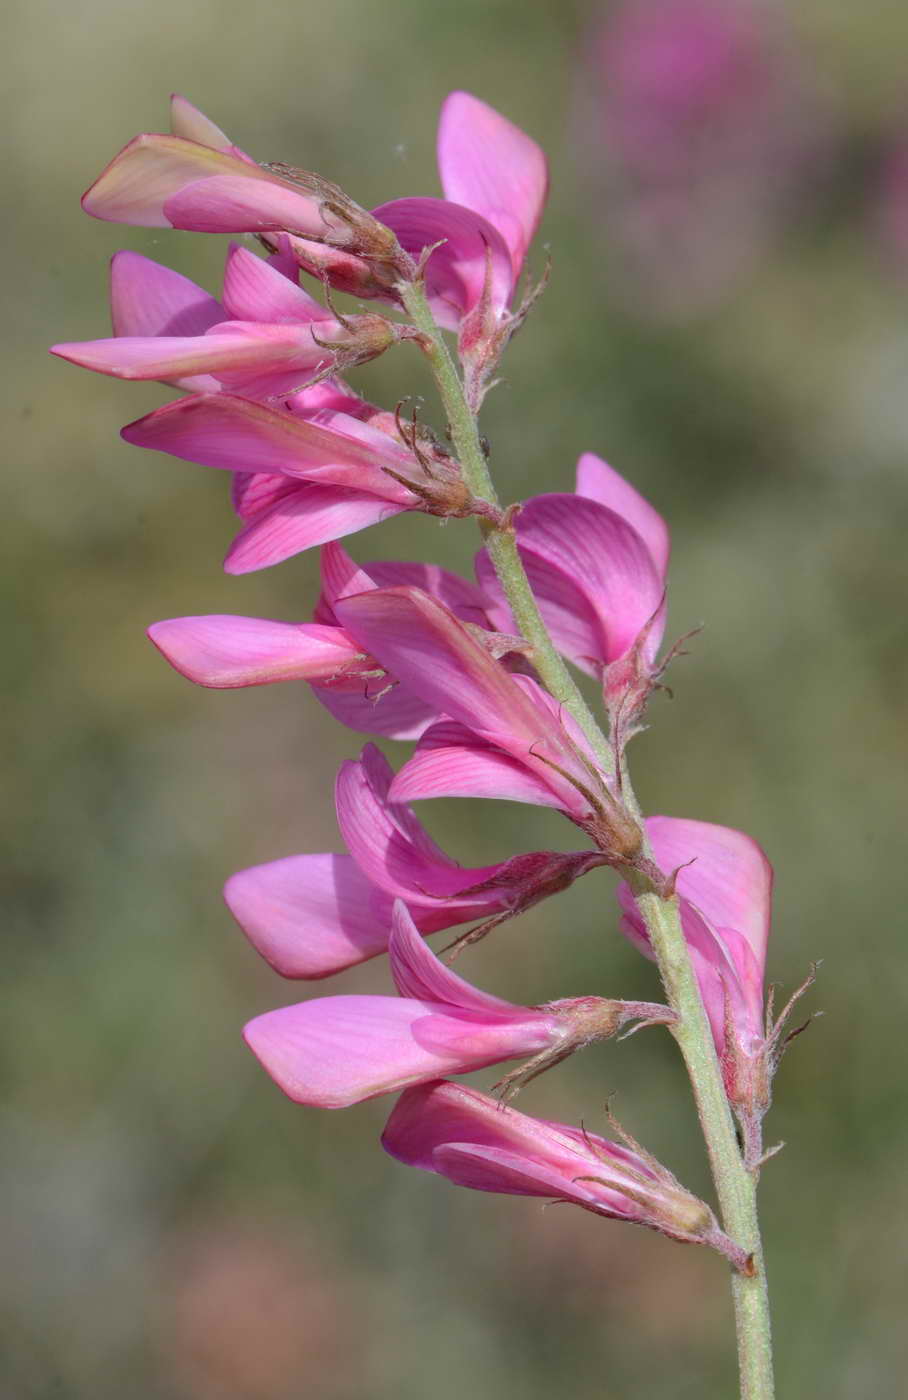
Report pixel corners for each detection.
[55,91,806,1271]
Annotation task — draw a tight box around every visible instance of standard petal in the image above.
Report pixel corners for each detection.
[224,852,397,978]
[224,487,406,573]
[645,817,772,976]
[221,243,332,324]
[147,616,363,688]
[476,493,666,672]
[437,91,548,276]
[575,453,670,578]
[82,133,326,235]
[373,196,514,329]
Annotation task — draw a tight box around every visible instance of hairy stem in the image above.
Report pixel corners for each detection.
[398,275,775,1398]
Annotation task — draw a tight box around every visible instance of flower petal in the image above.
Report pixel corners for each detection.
[477,493,666,674]
[224,852,397,978]
[437,91,548,276]
[333,588,595,814]
[169,94,232,150]
[82,132,327,235]
[390,727,568,810]
[220,243,332,324]
[120,393,411,480]
[224,487,406,573]
[645,817,772,977]
[335,744,504,900]
[373,196,514,329]
[109,250,223,339]
[311,680,436,741]
[575,452,671,578]
[147,615,363,688]
[244,995,550,1108]
[388,901,516,1013]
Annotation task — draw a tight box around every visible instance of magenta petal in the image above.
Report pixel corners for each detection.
[52,324,318,385]
[109,251,223,339]
[221,243,332,324]
[224,487,406,573]
[390,729,568,810]
[645,817,772,978]
[147,616,362,688]
[477,493,666,673]
[224,852,397,978]
[121,393,410,480]
[382,1082,636,1218]
[335,588,597,818]
[575,453,671,578]
[363,558,491,627]
[335,744,500,901]
[388,902,516,1013]
[311,681,436,742]
[437,91,548,276]
[373,196,514,329]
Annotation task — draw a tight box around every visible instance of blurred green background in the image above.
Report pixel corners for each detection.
[5,0,907,1395]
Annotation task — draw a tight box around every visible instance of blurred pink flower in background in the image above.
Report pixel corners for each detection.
[574,0,832,317]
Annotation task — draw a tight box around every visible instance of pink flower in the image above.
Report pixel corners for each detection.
[113,392,479,569]
[381,1080,747,1264]
[333,586,642,863]
[476,452,670,730]
[52,243,400,401]
[147,542,499,740]
[80,96,403,290]
[243,902,626,1108]
[375,91,548,333]
[617,816,774,1113]
[226,745,602,980]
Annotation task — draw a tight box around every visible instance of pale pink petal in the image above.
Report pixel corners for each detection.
[476,493,666,673]
[575,452,671,578]
[224,852,396,978]
[220,243,333,324]
[224,488,406,573]
[437,91,548,276]
[231,472,299,523]
[147,616,362,688]
[82,134,325,235]
[373,196,514,329]
[169,94,232,150]
[432,1143,617,1208]
[388,902,516,1012]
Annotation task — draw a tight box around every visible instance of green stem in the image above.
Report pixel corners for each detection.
[399,280,613,776]
[397,275,774,1399]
